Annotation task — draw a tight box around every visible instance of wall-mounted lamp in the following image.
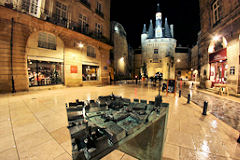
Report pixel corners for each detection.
[213,35,220,42]
[78,43,84,48]
[177,59,181,63]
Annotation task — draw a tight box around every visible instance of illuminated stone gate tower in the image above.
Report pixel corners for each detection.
[141,3,177,79]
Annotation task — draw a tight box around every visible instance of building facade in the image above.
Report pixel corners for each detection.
[0,0,112,93]
[141,4,176,80]
[198,0,240,94]
[191,44,200,81]
[175,47,191,80]
[110,21,129,79]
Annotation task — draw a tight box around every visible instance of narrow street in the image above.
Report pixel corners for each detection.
[181,87,240,131]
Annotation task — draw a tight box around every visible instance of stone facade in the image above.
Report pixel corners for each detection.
[111,21,128,78]
[198,0,240,94]
[175,47,191,80]
[0,0,112,93]
[141,4,176,80]
[191,44,200,81]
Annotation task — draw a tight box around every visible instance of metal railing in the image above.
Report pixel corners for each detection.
[95,9,104,18]
[1,2,111,45]
[79,0,91,9]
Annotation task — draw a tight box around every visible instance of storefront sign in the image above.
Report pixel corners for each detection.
[209,48,227,63]
[71,65,78,73]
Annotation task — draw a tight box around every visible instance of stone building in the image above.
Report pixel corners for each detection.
[141,3,176,80]
[175,47,191,80]
[0,0,112,93]
[198,0,240,94]
[133,47,142,78]
[110,21,129,79]
[191,43,200,81]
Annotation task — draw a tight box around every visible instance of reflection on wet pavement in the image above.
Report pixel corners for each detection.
[181,87,240,131]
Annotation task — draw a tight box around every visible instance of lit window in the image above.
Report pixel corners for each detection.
[212,0,220,25]
[38,32,56,50]
[79,14,88,33]
[82,65,99,81]
[230,66,235,75]
[22,0,39,16]
[87,46,96,58]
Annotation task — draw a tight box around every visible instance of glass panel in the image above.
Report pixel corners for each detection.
[82,65,99,81]
[28,60,63,87]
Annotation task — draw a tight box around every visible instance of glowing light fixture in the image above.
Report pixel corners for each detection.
[120,57,124,62]
[78,43,84,48]
[177,59,181,63]
[213,35,220,42]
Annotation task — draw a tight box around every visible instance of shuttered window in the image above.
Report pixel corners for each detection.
[38,32,56,50]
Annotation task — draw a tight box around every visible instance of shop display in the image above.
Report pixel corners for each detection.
[28,60,63,87]
[66,94,169,160]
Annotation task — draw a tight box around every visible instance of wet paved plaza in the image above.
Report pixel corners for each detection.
[0,84,239,160]
[181,87,240,131]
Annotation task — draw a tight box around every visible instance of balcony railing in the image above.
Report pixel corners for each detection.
[1,2,111,45]
[79,0,91,9]
[95,9,104,18]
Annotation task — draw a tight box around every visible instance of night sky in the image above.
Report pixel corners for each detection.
[110,0,200,48]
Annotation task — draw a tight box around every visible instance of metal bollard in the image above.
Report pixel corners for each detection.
[237,134,240,143]
[202,101,208,115]
[179,90,181,98]
[187,94,190,103]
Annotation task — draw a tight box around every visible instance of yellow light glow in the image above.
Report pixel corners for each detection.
[78,43,84,48]
[213,35,220,42]
[120,57,124,63]
[177,59,181,63]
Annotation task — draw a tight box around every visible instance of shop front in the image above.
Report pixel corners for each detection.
[209,48,227,86]
[28,60,64,87]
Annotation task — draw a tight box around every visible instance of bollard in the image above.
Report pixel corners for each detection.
[187,94,190,103]
[237,133,240,143]
[202,101,208,115]
[179,90,181,98]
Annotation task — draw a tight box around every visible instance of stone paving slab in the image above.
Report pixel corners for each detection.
[0,85,239,160]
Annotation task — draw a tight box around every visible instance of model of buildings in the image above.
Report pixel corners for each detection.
[141,3,177,80]
[66,94,169,160]
[0,0,112,92]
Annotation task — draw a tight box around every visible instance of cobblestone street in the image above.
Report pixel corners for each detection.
[181,87,240,131]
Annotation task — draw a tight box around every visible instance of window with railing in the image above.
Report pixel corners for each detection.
[95,23,103,37]
[38,32,56,50]
[79,14,88,33]
[212,0,221,25]
[87,46,96,58]
[96,2,104,18]
[55,1,67,27]
[22,0,40,17]
[80,0,91,9]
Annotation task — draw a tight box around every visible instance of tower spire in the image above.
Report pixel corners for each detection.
[148,20,154,39]
[164,17,172,38]
[142,24,147,34]
[157,3,160,12]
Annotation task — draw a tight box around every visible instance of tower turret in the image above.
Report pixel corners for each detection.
[164,17,172,38]
[141,24,148,45]
[155,3,163,38]
[148,20,154,39]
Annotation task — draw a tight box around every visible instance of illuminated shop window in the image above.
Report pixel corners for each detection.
[28,60,63,87]
[38,32,56,50]
[82,65,99,81]
[230,66,235,75]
